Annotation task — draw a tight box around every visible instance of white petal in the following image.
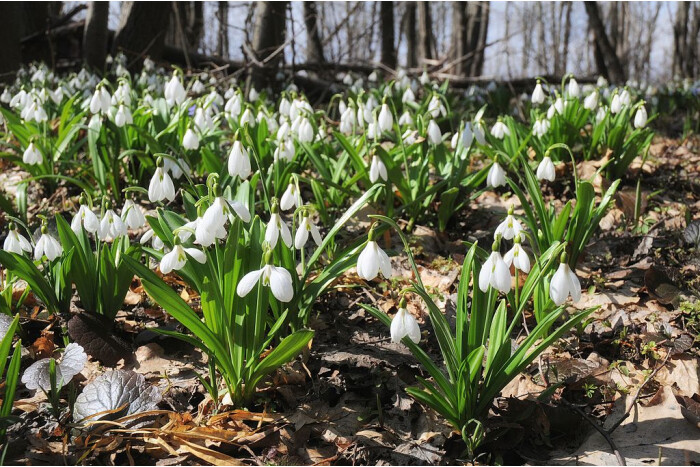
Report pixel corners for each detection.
[184,248,207,264]
[478,257,492,292]
[279,220,292,247]
[357,242,380,280]
[567,267,582,303]
[269,266,294,302]
[159,249,179,274]
[549,264,569,306]
[237,269,264,297]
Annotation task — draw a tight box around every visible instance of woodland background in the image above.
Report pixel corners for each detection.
[0,1,698,86]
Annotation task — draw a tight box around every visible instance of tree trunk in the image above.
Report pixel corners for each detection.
[673,2,690,77]
[417,2,433,63]
[584,1,625,83]
[249,1,288,86]
[380,1,396,70]
[0,3,23,76]
[83,2,109,70]
[113,2,172,66]
[404,2,417,68]
[474,2,489,76]
[303,2,324,63]
[561,2,572,75]
[464,1,489,77]
[217,1,229,57]
[451,2,467,75]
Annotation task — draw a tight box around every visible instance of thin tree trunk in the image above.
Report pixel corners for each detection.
[303,2,324,64]
[113,2,172,66]
[474,2,489,76]
[83,2,109,70]
[249,1,288,85]
[417,2,433,63]
[380,1,396,70]
[217,1,229,57]
[584,1,625,83]
[404,2,417,68]
[673,2,690,77]
[451,2,467,75]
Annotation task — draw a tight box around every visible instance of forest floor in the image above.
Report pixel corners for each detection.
[2,134,700,466]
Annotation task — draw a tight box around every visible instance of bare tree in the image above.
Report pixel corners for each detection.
[304,2,325,64]
[113,2,172,66]
[249,1,288,85]
[417,2,434,64]
[380,1,396,70]
[584,1,625,83]
[673,2,700,78]
[83,2,109,70]
[216,1,229,57]
[403,2,417,68]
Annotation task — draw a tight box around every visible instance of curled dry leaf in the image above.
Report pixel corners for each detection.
[22,343,87,392]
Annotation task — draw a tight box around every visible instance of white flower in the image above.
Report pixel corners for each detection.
[148,167,176,202]
[34,230,62,261]
[71,204,100,234]
[295,216,323,249]
[536,156,556,182]
[227,141,252,180]
[583,91,599,110]
[378,104,393,132]
[610,94,622,114]
[532,118,550,137]
[473,121,487,145]
[478,251,511,293]
[357,240,392,281]
[237,263,294,302]
[550,262,581,305]
[297,118,314,143]
[280,183,301,211]
[504,242,531,273]
[22,343,86,392]
[428,95,446,118]
[265,212,292,248]
[3,226,32,254]
[494,212,523,240]
[339,107,356,134]
[532,82,546,105]
[634,105,647,129]
[487,162,506,188]
[98,209,127,241]
[121,200,146,230]
[182,128,200,150]
[140,229,164,251]
[491,121,510,139]
[274,138,295,162]
[398,111,413,126]
[160,243,206,274]
[596,106,607,123]
[619,89,631,107]
[390,307,420,344]
[427,120,442,145]
[163,156,190,180]
[402,88,415,104]
[23,143,43,165]
[369,155,388,183]
[114,104,132,127]
[196,196,251,246]
[567,78,580,98]
[165,74,186,106]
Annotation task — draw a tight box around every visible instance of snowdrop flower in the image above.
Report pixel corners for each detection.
[377,103,393,132]
[121,199,146,230]
[356,230,392,281]
[274,138,295,162]
[196,187,251,246]
[402,129,418,145]
[23,142,43,165]
[297,118,314,143]
[532,118,550,137]
[237,251,293,302]
[240,108,255,127]
[34,225,62,261]
[595,106,607,123]
[478,239,511,293]
[114,104,132,127]
[420,71,430,86]
[495,206,523,241]
[98,205,128,241]
[504,236,530,273]
[583,91,599,110]
[339,106,356,134]
[532,81,546,105]
[280,182,301,211]
[160,238,206,274]
[163,156,190,180]
[71,197,100,234]
[536,156,556,182]
[610,93,622,114]
[398,111,413,126]
[182,127,200,150]
[473,121,487,145]
[3,223,32,255]
[295,215,323,249]
[487,162,506,188]
[265,202,292,248]
[549,254,581,305]
[225,94,242,118]
[490,120,510,139]
[89,85,111,114]
[427,119,442,145]
[165,73,186,106]
[634,104,647,128]
[148,162,176,203]
[22,343,86,392]
[427,95,446,118]
[369,155,388,183]
[0,89,10,104]
[567,78,580,98]
[619,89,631,107]
[140,229,164,251]
[401,88,415,104]
[227,140,252,179]
[391,302,420,344]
